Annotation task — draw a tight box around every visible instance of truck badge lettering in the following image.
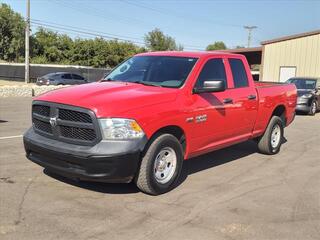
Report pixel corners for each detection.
[186,117,194,123]
[195,114,207,123]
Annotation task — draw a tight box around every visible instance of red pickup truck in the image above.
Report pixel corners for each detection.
[24,51,297,195]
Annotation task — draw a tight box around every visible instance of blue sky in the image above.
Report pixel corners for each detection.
[3,0,320,50]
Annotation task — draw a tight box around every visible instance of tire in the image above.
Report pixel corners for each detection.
[309,100,317,116]
[257,116,284,155]
[135,134,184,195]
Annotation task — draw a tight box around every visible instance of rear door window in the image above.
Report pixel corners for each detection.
[229,59,249,88]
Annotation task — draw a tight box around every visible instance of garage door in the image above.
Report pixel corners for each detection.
[279,66,296,82]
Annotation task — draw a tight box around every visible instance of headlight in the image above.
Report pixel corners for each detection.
[302,93,312,98]
[98,118,144,140]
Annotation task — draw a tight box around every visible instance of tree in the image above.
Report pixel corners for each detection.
[0,4,25,62]
[144,28,183,51]
[32,28,73,64]
[0,3,146,68]
[206,41,227,51]
[68,38,145,68]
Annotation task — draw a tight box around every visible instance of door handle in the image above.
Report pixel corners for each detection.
[247,95,257,100]
[223,98,233,104]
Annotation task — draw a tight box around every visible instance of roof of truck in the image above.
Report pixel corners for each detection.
[136,51,242,58]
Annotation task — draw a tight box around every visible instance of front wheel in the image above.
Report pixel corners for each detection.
[135,134,184,195]
[257,116,284,155]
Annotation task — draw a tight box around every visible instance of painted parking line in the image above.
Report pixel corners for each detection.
[0,135,23,140]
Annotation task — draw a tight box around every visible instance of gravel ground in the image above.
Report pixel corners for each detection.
[0,97,319,240]
[0,81,68,97]
[0,80,35,86]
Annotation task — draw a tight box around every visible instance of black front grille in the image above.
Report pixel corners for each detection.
[33,105,50,117]
[32,101,100,145]
[33,118,53,134]
[58,109,92,123]
[60,126,96,141]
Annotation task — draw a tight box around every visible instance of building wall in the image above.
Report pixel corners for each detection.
[261,33,320,81]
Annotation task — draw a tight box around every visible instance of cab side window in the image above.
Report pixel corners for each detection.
[195,58,227,88]
[62,74,72,79]
[229,58,248,88]
[72,74,84,80]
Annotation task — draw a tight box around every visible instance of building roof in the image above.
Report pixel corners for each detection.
[222,47,262,53]
[220,47,262,66]
[261,29,320,45]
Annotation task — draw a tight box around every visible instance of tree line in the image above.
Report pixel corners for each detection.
[0,3,229,68]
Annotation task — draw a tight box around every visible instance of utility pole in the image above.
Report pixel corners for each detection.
[244,26,257,48]
[25,0,30,83]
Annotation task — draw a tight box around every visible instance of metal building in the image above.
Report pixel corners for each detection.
[261,30,320,82]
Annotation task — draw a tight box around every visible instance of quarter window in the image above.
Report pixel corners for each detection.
[195,58,227,88]
[229,59,249,88]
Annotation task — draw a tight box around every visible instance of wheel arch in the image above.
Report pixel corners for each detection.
[146,125,187,156]
[271,104,287,126]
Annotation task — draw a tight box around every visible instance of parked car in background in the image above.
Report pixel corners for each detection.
[36,72,87,86]
[251,70,260,81]
[286,77,320,115]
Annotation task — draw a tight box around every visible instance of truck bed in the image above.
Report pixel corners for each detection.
[255,81,290,88]
[253,81,297,137]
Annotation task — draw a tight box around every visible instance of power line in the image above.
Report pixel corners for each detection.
[48,1,206,49]
[50,0,157,29]
[120,0,172,16]
[31,19,144,41]
[120,0,243,28]
[31,21,146,45]
[49,0,241,49]
[31,19,206,50]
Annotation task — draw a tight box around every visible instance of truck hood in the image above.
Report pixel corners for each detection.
[35,82,178,117]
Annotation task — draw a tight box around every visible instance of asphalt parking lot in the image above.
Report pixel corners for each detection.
[0,97,319,240]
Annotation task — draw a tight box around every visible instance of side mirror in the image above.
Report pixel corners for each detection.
[193,80,226,94]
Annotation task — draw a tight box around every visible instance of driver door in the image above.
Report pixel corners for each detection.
[187,57,235,155]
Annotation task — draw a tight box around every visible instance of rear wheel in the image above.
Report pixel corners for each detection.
[135,134,183,195]
[309,100,317,116]
[257,116,284,155]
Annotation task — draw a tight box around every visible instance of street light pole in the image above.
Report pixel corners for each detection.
[244,26,257,48]
[25,0,30,83]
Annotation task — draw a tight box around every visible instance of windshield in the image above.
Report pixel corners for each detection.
[287,78,316,90]
[42,73,57,78]
[104,56,198,88]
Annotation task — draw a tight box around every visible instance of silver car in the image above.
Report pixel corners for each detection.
[36,72,87,86]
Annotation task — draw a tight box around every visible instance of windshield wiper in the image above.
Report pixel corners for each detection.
[131,81,161,87]
[101,78,113,82]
